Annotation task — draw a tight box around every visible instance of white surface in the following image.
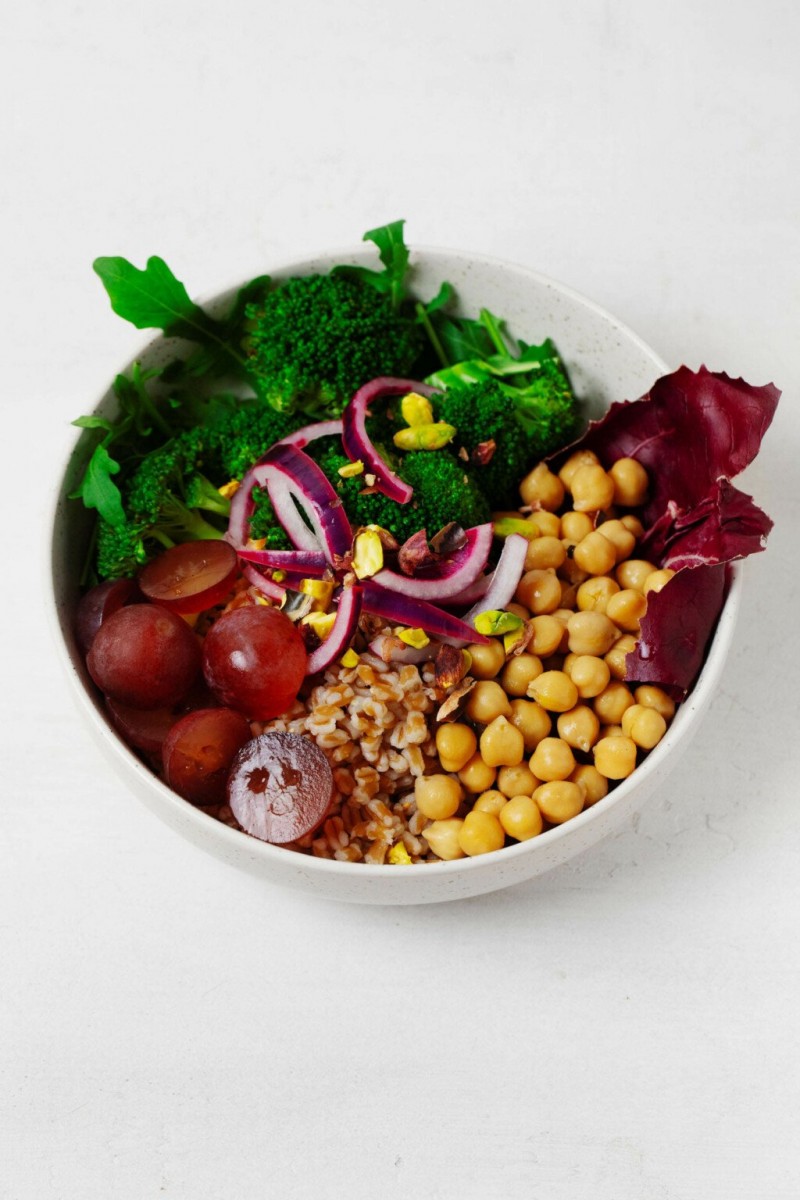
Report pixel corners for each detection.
[3,1,798,1196]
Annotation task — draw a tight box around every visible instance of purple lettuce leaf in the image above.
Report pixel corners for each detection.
[550,366,779,697]
[639,478,774,570]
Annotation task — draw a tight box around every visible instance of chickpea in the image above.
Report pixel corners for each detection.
[530,736,576,782]
[616,558,658,592]
[621,704,668,750]
[558,581,579,610]
[467,639,506,680]
[558,449,600,490]
[576,576,620,614]
[567,654,611,699]
[472,789,508,817]
[643,568,676,595]
[508,698,552,751]
[605,588,648,633]
[528,670,578,713]
[515,569,562,615]
[499,795,543,841]
[593,735,638,779]
[604,633,638,680]
[634,685,676,721]
[458,809,506,856]
[525,535,567,572]
[530,510,561,538]
[497,763,539,798]
[458,753,497,794]
[570,464,615,513]
[423,818,465,861]
[505,601,531,621]
[572,530,617,576]
[528,614,566,657]
[561,510,594,543]
[570,763,609,807]
[435,723,477,773]
[480,715,525,767]
[501,653,543,697]
[620,514,645,539]
[609,457,649,507]
[415,774,463,820]
[519,462,565,512]
[466,680,511,724]
[600,724,625,739]
[557,705,601,753]
[593,680,635,724]
[558,552,590,587]
[533,781,585,824]
[595,518,637,562]
[567,611,618,656]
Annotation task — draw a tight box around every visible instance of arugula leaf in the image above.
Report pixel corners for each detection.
[331,219,412,310]
[363,220,409,309]
[69,443,126,526]
[93,256,210,333]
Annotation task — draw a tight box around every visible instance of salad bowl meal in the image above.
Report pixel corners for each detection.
[50,221,779,904]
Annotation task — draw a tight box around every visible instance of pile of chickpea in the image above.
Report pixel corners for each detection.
[415,449,679,861]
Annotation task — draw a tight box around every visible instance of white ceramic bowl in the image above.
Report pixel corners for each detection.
[49,245,741,904]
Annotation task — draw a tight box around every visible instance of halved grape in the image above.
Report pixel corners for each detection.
[75,578,137,655]
[227,732,334,843]
[163,707,252,806]
[202,605,307,720]
[138,540,238,614]
[87,604,201,709]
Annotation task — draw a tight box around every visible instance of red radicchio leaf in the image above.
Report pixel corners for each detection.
[549,366,779,698]
[625,564,727,698]
[550,366,779,527]
[639,478,774,569]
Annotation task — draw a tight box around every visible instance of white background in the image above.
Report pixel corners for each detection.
[3,2,799,1197]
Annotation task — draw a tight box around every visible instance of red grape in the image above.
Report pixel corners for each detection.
[138,540,238,614]
[87,603,201,709]
[75,578,137,655]
[202,605,307,720]
[106,698,178,754]
[227,732,334,843]
[163,707,252,806]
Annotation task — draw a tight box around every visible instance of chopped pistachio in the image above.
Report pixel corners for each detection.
[352,528,384,579]
[493,516,539,539]
[302,611,337,640]
[473,609,524,637]
[397,627,430,649]
[299,578,335,610]
[400,391,435,427]
[388,841,413,865]
[338,459,365,478]
[393,422,456,451]
[504,627,527,654]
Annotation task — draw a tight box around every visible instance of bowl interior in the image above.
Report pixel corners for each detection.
[49,245,736,904]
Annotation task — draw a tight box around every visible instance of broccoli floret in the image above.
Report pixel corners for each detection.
[313,445,491,543]
[248,487,293,548]
[96,430,230,579]
[399,452,492,533]
[243,273,424,414]
[203,397,308,480]
[428,323,581,508]
[434,379,531,509]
